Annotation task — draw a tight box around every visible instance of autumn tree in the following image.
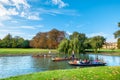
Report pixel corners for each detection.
[30,29,65,49]
[47,29,65,49]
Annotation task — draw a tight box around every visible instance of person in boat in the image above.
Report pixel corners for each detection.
[79,59,83,64]
[71,50,75,59]
[94,58,100,64]
[73,59,77,64]
[83,59,90,64]
[49,50,51,54]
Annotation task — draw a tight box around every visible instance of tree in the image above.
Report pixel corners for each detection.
[22,40,30,48]
[11,36,24,48]
[58,38,70,54]
[0,34,29,48]
[90,36,106,53]
[117,38,120,49]
[2,34,12,48]
[69,32,87,53]
[58,32,87,54]
[114,22,120,49]
[47,29,65,49]
[114,22,120,38]
[30,29,65,49]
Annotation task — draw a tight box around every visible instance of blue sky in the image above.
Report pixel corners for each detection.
[0,0,120,42]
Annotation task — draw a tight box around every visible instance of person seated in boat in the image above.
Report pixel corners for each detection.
[79,59,83,64]
[73,59,77,64]
[94,58,100,63]
[83,59,90,64]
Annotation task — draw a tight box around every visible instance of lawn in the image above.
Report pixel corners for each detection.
[0,66,120,80]
[0,48,57,56]
[0,48,120,56]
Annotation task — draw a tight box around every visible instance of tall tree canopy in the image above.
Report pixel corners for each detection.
[89,36,106,53]
[58,32,87,54]
[30,29,65,49]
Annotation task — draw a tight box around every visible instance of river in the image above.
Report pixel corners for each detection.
[0,53,120,79]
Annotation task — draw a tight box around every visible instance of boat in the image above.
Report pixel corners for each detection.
[52,57,78,61]
[68,61,106,66]
[32,54,52,57]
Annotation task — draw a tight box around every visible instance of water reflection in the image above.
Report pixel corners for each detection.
[0,54,120,79]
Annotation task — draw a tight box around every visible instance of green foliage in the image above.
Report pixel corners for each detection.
[89,36,106,53]
[114,22,120,38]
[1,66,120,80]
[2,34,12,48]
[0,34,30,48]
[117,38,120,49]
[114,30,120,38]
[58,32,87,54]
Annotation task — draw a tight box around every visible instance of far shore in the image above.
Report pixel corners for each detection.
[0,48,120,56]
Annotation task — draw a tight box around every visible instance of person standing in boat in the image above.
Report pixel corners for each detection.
[72,50,75,59]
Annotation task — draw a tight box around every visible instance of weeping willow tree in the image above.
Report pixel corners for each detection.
[58,38,70,54]
[58,32,87,54]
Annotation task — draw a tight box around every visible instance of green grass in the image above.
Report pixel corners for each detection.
[86,49,120,56]
[0,48,57,55]
[1,66,120,80]
[0,48,120,56]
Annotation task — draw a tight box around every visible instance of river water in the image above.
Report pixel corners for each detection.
[0,53,120,79]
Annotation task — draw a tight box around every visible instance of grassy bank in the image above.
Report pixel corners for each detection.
[1,66,120,80]
[0,48,120,56]
[86,49,120,56]
[0,48,57,56]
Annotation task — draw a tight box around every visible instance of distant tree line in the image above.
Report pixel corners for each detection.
[0,34,30,48]
[0,29,106,52]
[0,29,65,49]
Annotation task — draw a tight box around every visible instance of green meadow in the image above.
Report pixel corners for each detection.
[0,48,57,56]
[0,66,120,80]
[0,48,120,56]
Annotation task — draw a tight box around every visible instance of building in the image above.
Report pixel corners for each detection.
[102,42,117,49]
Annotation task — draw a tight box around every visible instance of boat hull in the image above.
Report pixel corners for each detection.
[68,62,106,66]
[52,58,78,61]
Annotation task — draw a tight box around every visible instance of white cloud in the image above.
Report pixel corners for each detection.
[11,0,30,10]
[52,0,68,8]
[38,8,79,16]
[20,11,41,20]
[0,22,4,27]
[0,0,11,5]
[20,26,36,29]
[28,15,41,20]
[0,0,40,21]
[66,31,72,35]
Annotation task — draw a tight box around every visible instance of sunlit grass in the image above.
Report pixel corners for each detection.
[0,48,57,55]
[0,48,120,56]
[0,66,120,80]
